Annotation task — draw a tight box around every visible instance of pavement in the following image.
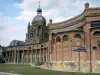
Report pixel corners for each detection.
[0,72,20,75]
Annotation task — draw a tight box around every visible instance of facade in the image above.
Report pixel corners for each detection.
[6,3,100,72]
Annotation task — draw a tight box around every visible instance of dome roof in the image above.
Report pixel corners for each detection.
[32,15,46,24]
[37,8,42,12]
[9,40,25,46]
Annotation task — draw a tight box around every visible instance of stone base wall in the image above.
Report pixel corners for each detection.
[48,61,100,72]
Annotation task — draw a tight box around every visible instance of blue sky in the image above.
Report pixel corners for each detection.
[0,0,100,46]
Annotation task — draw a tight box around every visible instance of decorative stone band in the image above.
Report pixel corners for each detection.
[50,21,85,33]
[49,12,85,30]
[85,7,100,17]
[49,7,100,30]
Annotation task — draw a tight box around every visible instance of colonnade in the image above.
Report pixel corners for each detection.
[5,48,49,64]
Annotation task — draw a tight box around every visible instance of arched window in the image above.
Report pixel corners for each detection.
[93,31,100,36]
[38,26,41,36]
[74,34,81,38]
[56,37,61,42]
[30,33,33,38]
[17,42,20,45]
[63,35,68,41]
[93,46,97,50]
[52,33,55,43]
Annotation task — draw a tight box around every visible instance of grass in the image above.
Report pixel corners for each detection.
[0,64,100,75]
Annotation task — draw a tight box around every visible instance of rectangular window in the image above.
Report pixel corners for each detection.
[91,21,100,27]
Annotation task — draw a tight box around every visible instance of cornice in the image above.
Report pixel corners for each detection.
[49,7,100,30]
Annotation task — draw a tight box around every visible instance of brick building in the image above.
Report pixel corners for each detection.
[6,3,100,72]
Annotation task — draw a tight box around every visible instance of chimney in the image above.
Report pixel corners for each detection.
[85,3,89,9]
[49,19,52,24]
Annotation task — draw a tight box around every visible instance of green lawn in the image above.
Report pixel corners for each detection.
[0,64,100,75]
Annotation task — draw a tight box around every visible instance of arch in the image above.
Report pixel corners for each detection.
[52,33,55,43]
[93,46,97,50]
[63,35,68,41]
[17,42,20,45]
[38,26,41,36]
[30,33,33,38]
[74,34,81,38]
[93,31,100,36]
[56,37,61,42]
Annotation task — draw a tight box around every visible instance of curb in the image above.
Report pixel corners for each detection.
[0,72,21,75]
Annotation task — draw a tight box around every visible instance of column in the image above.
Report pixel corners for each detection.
[17,50,19,63]
[24,51,26,63]
[14,50,16,63]
[41,49,43,63]
[5,51,8,62]
[26,50,28,64]
[49,33,52,53]
[12,51,14,63]
[35,49,37,63]
[9,51,10,63]
[39,49,41,62]
[43,49,45,63]
[47,48,50,62]
[33,50,35,63]
[32,50,35,63]
[11,51,13,63]
[31,50,33,63]
[22,50,24,63]
[28,50,30,63]
[46,48,48,62]
[27,50,29,63]
[28,50,31,63]
[11,51,12,63]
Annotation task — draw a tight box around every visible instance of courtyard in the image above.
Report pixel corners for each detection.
[0,64,100,75]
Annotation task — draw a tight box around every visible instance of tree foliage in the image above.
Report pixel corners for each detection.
[97,40,100,48]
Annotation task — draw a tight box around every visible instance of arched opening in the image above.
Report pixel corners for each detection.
[52,33,55,43]
[33,30,35,38]
[56,37,61,42]
[38,26,41,36]
[63,35,68,41]
[30,33,33,38]
[17,42,20,45]
[74,34,81,39]
[93,46,97,50]
[93,31,100,36]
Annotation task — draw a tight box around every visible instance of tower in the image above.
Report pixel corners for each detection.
[25,2,48,44]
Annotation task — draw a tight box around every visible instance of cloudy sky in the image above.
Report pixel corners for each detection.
[0,0,100,46]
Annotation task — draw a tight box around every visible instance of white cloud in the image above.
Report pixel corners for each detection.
[1,0,100,46]
[0,12,3,16]
[15,10,36,22]
[0,16,27,46]
[15,0,92,23]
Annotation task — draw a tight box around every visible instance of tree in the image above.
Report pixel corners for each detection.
[2,47,6,57]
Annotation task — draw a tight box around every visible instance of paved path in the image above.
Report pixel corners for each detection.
[0,72,20,75]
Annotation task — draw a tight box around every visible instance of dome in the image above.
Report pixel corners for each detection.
[37,8,42,12]
[32,15,46,24]
[9,40,25,46]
